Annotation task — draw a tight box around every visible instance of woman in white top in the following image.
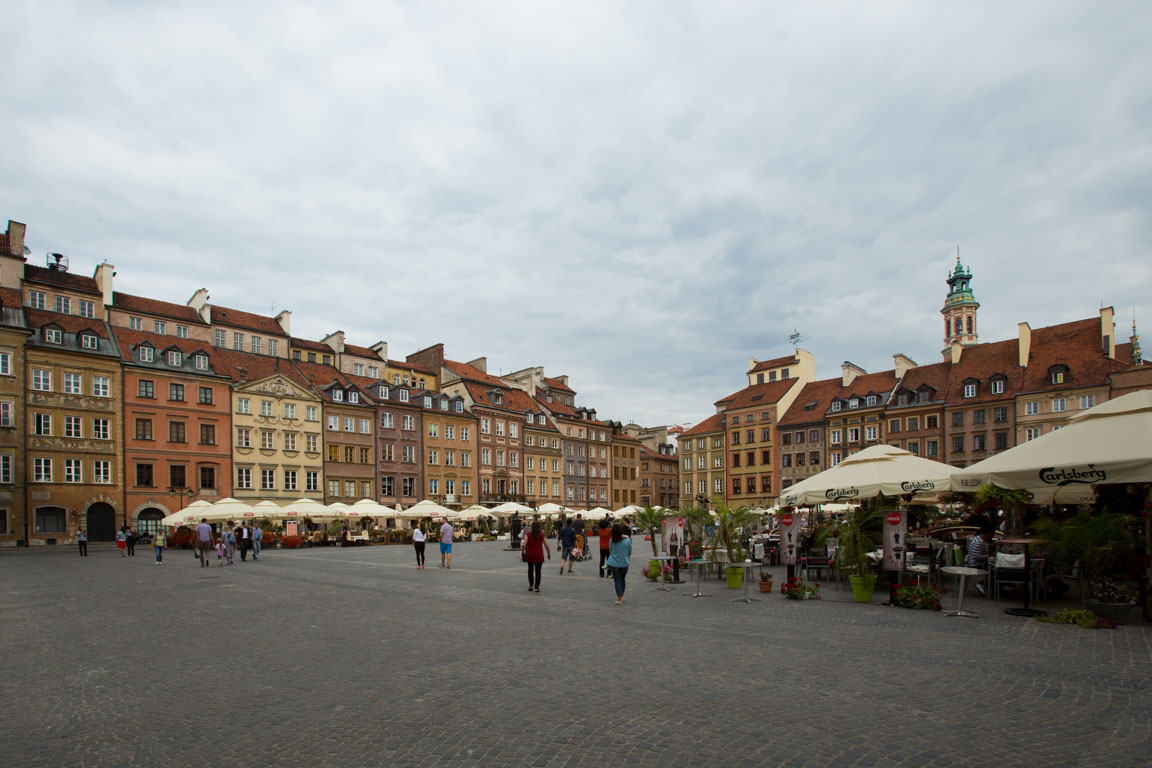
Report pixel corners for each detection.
[412,521,427,569]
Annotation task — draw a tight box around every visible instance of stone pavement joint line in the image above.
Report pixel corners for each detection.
[1,542,1149,768]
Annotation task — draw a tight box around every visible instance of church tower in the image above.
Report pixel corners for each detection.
[941,248,979,359]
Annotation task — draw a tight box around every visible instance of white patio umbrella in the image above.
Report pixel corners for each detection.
[587,506,613,517]
[279,498,332,520]
[202,497,262,522]
[614,504,642,516]
[253,501,283,519]
[778,444,958,506]
[161,499,214,527]
[401,499,455,519]
[345,498,390,519]
[454,504,493,521]
[955,389,1152,504]
[489,501,533,516]
[537,502,566,514]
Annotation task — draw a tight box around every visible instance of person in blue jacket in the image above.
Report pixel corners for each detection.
[607,523,632,605]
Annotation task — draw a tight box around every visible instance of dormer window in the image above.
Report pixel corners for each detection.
[865,395,877,407]
[398,389,409,402]
[848,398,859,409]
[439,399,447,411]
[963,383,977,398]
[378,387,389,399]
[537,414,545,424]
[918,390,929,403]
[831,401,842,412]
[1049,365,1070,385]
[454,400,463,413]
[491,391,503,405]
[81,334,97,350]
[167,350,182,367]
[349,391,359,403]
[333,390,344,401]
[45,328,63,344]
[194,354,208,371]
[139,346,154,362]
[990,376,1005,395]
[546,395,553,403]
[423,395,432,408]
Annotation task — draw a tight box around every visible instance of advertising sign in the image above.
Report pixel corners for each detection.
[779,511,801,566]
[882,510,907,571]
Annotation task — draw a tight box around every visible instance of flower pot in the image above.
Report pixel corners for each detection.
[724,566,744,590]
[1084,599,1134,625]
[849,574,877,603]
[757,581,774,593]
[647,559,662,581]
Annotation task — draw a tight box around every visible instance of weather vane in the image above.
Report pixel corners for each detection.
[789,329,803,349]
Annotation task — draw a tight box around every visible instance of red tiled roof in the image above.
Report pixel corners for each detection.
[0,287,22,308]
[445,359,504,387]
[343,342,384,360]
[211,305,287,336]
[614,433,640,442]
[1019,317,1129,393]
[714,379,798,410]
[639,447,678,462]
[208,347,310,388]
[24,307,111,339]
[748,354,799,374]
[24,264,101,295]
[291,337,332,352]
[778,377,844,426]
[943,339,1021,403]
[388,359,438,376]
[890,361,952,404]
[113,292,205,323]
[464,381,540,414]
[292,359,376,404]
[833,369,898,402]
[680,413,725,437]
[110,327,213,363]
[543,376,574,394]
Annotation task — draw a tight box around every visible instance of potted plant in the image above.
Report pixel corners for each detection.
[757,569,774,593]
[780,577,820,600]
[713,502,753,589]
[680,505,712,561]
[1084,576,1135,624]
[1033,511,1137,615]
[821,504,882,603]
[894,582,943,610]
[633,505,667,578]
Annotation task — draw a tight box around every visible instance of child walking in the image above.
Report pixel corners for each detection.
[215,539,225,566]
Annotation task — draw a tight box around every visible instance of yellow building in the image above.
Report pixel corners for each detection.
[0,285,30,545]
[418,390,478,507]
[677,414,726,511]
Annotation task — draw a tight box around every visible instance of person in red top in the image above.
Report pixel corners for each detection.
[598,519,613,578]
[521,521,551,593]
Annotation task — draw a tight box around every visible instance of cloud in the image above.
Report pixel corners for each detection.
[2,1,1149,430]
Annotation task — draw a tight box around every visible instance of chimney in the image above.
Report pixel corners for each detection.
[554,374,569,387]
[466,356,487,373]
[1100,306,1115,358]
[748,357,758,374]
[370,341,388,361]
[893,353,917,380]
[406,343,444,371]
[236,365,248,383]
[5,220,26,257]
[93,262,115,310]
[187,288,210,323]
[841,361,865,387]
[950,342,963,364]
[1018,323,1031,367]
[275,309,292,337]
[322,330,345,354]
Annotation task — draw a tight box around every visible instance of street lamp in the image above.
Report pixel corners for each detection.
[169,486,198,509]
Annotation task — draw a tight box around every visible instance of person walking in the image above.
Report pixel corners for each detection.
[77,528,88,556]
[251,525,262,561]
[153,528,166,564]
[439,519,454,569]
[607,523,632,605]
[195,518,213,567]
[521,521,551,592]
[598,520,612,577]
[239,522,251,561]
[116,526,128,557]
[215,537,226,566]
[223,526,237,565]
[558,518,577,574]
[573,514,586,561]
[126,528,137,557]
[413,522,427,569]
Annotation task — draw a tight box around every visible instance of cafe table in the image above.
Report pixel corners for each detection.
[997,538,1047,618]
[650,555,678,592]
[941,566,985,618]
[683,560,712,598]
[726,560,761,604]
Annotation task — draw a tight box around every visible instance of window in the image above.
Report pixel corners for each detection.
[63,373,82,394]
[865,426,877,441]
[995,432,1008,450]
[1025,427,1040,441]
[306,471,319,492]
[1052,398,1067,413]
[176,324,188,338]
[93,418,110,440]
[233,332,244,351]
[1050,369,1065,384]
[509,423,518,439]
[169,465,186,489]
[829,430,841,445]
[153,320,166,335]
[481,418,490,434]
[866,395,877,407]
[991,379,1004,395]
[200,466,217,490]
[64,459,82,483]
[214,329,225,347]
[280,403,294,419]
[284,470,297,491]
[713,478,723,494]
[139,345,156,363]
[34,413,52,435]
[398,389,409,402]
[35,507,66,533]
[482,448,491,466]
[360,419,370,434]
[380,476,394,496]
[847,428,860,443]
[1025,401,1039,416]
[402,445,415,463]
[428,422,439,438]
[402,415,414,431]
[428,449,439,465]
[306,434,318,452]
[973,434,986,451]
[168,350,182,367]
[926,440,939,457]
[81,334,97,350]
[0,352,10,377]
[260,400,273,417]
[831,401,841,412]
[353,363,364,376]
[402,477,415,497]
[169,422,186,443]
[1080,394,1096,410]
[135,418,153,440]
[267,339,278,357]
[65,415,81,437]
[951,412,963,427]
[260,430,274,449]
[56,296,72,314]
[349,392,359,404]
[76,299,95,318]
[781,454,791,468]
[908,442,920,456]
[993,407,1007,423]
[332,390,344,402]
[907,416,920,431]
[33,458,52,482]
[237,398,250,414]
[344,417,354,432]
[810,452,819,466]
[731,432,740,446]
[344,480,355,497]
[284,432,296,450]
[732,453,741,468]
[359,447,370,463]
[306,406,317,421]
[963,383,977,398]
[44,328,63,344]
[849,398,859,409]
[462,427,471,441]
[952,436,964,453]
[973,410,985,425]
[261,469,275,490]
[746,429,755,443]
[32,369,51,391]
[889,419,901,433]
[327,415,338,431]
[93,460,111,484]
[29,290,46,309]
[236,428,250,448]
[169,383,185,401]
[445,425,455,440]
[462,452,472,468]
[380,412,394,429]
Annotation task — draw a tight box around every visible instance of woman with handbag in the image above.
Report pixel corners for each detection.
[521,521,551,593]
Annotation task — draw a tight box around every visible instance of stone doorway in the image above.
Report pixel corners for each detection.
[86,503,117,542]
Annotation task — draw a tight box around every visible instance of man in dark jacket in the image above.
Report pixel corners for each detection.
[559,518,577,574]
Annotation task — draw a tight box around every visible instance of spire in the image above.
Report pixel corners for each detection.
[1132,310,1142,365]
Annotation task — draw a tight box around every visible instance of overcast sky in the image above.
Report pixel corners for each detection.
[3,2,1149,431]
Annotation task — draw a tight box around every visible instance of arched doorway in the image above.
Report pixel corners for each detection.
[86,503,117,541]
[135,508,165,539]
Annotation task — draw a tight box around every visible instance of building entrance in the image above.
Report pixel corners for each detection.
[86,503,117,541]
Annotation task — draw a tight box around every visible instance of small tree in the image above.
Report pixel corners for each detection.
[633,505,667,558]
[713,501,754,563]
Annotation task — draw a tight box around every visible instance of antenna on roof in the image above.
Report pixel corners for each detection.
[271,300,278,316]
[788,329,803,350]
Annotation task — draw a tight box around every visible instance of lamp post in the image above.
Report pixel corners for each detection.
[169,486,198,510]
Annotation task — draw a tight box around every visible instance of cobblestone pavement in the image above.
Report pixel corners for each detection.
[2,541,1149,767]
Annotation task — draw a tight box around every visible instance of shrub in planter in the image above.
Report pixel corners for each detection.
[780,577,820,600]
[894,582,943,610]
[282,535,303,549]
